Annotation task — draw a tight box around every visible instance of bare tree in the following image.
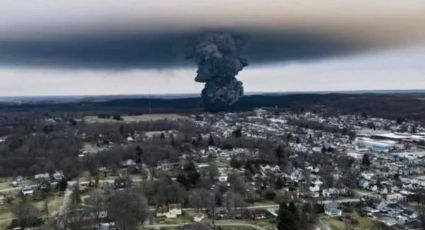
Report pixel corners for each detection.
[13,200,42,228]
[188,188,215,211]
[106,189,148,230]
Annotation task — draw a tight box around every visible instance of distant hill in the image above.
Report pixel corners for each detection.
[1,92,424,123]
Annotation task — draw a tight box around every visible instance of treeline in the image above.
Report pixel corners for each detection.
[0,132,81,177]
[4,93,425,123]
[0,115,204,177]
[286,118,355,137]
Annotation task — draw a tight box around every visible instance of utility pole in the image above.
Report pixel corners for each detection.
[148,88,152,114]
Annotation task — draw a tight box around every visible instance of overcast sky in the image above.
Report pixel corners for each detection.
[1,0,425,96]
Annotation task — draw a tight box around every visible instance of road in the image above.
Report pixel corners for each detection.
[57,181,77,229]
[0,187,20,193]
[318,218,332,230]
[144,221,267,230]
[317,198,360,204]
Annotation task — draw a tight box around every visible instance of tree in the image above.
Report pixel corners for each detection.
[232,128,242,138]
[13,200,42,228]
[177,161,200,188]
[208,135,215,146]
[71,185,82,205]
[223,191,247,218]
[112,114,122,120]
[188,188,215,211]
[230,156,243,169]
[153,176,185,206]
[274,144,289,170]
[188,188,217,227]
[286,132,292,140]
[106,189,148,230]
[228,174,246,195]
[362,154,371,168]
[135,146,143,163]
[277,203,297,230]
[85,192,107,227]
[417,189,425,230]
[288,202,297,214]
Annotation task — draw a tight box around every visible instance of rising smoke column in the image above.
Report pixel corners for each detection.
[187,32,248,111]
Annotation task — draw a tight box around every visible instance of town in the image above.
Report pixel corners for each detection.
[0,106,423,230]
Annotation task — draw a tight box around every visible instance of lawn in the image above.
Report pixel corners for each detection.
[156,211,196,225]
[253,218,277,229]
[321,211,376,230]
[216,226,258,230]
[30,194,63,217]
[0,181,13,190]
[0,206,14,229]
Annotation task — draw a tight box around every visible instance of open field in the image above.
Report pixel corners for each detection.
[31,194,63,218]
[84,113,189,124]
[0,206,14,229]
[320,211,376,230]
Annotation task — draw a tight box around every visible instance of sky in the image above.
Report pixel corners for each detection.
[1,0,425,96]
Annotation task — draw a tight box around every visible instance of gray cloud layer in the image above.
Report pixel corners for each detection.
[0,0,424,69]
[0,30,355,69]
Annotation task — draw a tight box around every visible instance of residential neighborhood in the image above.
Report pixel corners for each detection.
[0,106,423,229]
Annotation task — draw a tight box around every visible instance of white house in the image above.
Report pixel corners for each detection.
[324,202,342,217]
[21,185,36,196]
[0,194,5,205]
[157,203,182,218]
[193,213,205,222]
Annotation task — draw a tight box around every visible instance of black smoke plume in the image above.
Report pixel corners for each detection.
[187,32,248,111]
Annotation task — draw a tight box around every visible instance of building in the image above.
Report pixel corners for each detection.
[324,202,342,217]
[156,203,182,218]
[21,185,36,196]
[355,137,396,153]
[0,194,5,205]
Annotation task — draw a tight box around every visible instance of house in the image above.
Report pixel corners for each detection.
[78,180,93,192]
[358,179,371,190]
[401,209,417,221]
[156,203,182,218]
[0,194,5,205]
[52,171,64,181]
[120,159,136,167]
[39,180,51,192]
[218,175,228,182]
[252,209,268,220]
[290,169,304,182]
[377,201,400,216]
[322,188,340,198]
[386,193,405,202]
[98,222,116,230]
[193,213,205,222]
[324,202,342,217]
[21,185,36,196]
[113,178,131,190]
[34,172,50,181]
[11,176,23,187]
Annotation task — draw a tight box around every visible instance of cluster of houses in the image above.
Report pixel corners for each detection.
[19,170,65,196]
[190,110,425,227]
[22,109,421,228]
[361,197,419,226]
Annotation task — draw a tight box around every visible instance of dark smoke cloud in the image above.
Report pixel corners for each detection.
[186,32,247,111]
[0,29,354,69]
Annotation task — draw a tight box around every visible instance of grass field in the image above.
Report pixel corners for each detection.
[0,206,14,229]
[321,211,376,230]
[30,194,63,217]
